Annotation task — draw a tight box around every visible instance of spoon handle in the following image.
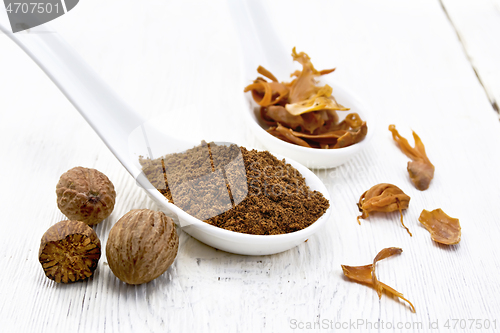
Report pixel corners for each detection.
[0,10,143,173]
[228,0,290,81]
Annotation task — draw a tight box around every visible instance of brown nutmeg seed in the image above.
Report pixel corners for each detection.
[56,166,116,225]
[39,220,101,283]
[106,209,179,285]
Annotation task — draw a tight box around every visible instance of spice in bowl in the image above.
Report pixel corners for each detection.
[140,142,329,235]
[244,48,367,149]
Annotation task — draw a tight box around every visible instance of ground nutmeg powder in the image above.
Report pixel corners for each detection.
[139,142,329,235]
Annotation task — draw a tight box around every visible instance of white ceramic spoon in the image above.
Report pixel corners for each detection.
[0,9,332,255]
[229,0,374,168]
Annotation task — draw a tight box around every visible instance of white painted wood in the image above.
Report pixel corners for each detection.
[441,0,500,116]
[1,0,500,332]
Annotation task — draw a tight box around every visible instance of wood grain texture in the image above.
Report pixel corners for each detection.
[1,0,500,332]
[441,0,500,116]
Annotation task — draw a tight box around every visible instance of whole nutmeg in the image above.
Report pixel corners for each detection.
[39,220,101,283]
[106,209,179,285]
[56,167,116,225]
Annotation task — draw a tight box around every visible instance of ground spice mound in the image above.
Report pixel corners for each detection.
[140,142,329,235]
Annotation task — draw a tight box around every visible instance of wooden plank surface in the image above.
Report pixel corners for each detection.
[1,0,500,332]
[441,0,500,116]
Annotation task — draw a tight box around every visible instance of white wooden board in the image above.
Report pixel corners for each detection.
[1,0,500,332]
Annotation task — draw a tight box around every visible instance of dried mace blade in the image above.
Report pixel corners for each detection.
[388,125,434,191]
[419,208,461,245]
[357,183,412,236]
[341,247,416,313]
[39,220,101,283]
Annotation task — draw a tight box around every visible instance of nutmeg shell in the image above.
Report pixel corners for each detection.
[39,220,101,283]
[56,167,116,225]
[106,209,179,285]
